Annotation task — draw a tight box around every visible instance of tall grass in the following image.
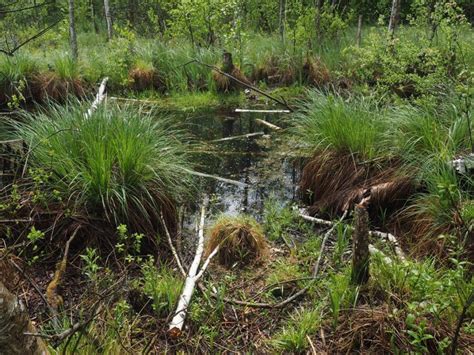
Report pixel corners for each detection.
[292,91,388,160]
[17,101,194,229]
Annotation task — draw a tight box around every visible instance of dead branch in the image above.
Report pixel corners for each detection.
[299,209,405,260]
[0,1,54,14]
[85,77,108,119]
[255,118,282,131]
[182,168,247,187]
[0,18,62,56]
[46,227,80,328]
[235,109,290,113]
[211,132,265,143]
[183,59,293,112]
[169,197,220,337]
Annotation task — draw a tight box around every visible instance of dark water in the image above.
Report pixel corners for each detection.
[180,110,298,219]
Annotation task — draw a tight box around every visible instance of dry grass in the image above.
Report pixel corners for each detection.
[302,57,331,87]
[300,151,415,220]
[128,67,165,92]
[206,215,268,268]
[213,67,250,93]
[251,56,297,86]
[30,72,86,102]
[324,305,474,353]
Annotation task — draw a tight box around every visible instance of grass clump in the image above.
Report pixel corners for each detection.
[0,54,38,105]
[206,214,268,268]
[270,306,322,352]
[293,91,387,160]
[17,101,193,231]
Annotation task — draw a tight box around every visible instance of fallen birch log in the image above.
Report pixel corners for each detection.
[109,96,162,105]
[235,109,290,113]
[182,168,248,188]
[298,209,406,260]
[211,132,265,142]
[255,118,282,131]
[85,77,108,119]
[168,197,219,338]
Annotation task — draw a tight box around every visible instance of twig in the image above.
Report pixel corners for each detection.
[0,18,62,56]
[8,259,53,313]
[183,59,293,112]
[161,213,186,276]
[307,334,317,354]
[0,1,54,14]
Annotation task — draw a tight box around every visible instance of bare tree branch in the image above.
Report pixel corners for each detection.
[0,18,63,56]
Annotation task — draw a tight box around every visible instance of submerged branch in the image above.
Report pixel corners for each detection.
[183,59,293,112]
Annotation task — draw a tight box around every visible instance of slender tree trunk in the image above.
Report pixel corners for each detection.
[279,0,286,43]
[356,14,362,46]
[104,0,113,40]
[128,0,137,28]
[351,203,370,285]
[90,0,98,33]
[68,0,78,61]
[388,0,401,34]
[315,0,323,43]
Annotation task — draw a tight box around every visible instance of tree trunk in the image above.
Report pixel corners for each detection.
[68,0,78,61]
[104,0,113,41]
[90,0,98,33]
[279,0,286,43]
[356,14,362,46]
[0,281,49,354]
[315,0,323,43]
[351,203,370,285]
[388,0,401,34]
[128,0,137,28]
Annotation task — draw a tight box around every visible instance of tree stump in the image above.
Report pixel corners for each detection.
[351,203,370,285]
[0,281,49,354]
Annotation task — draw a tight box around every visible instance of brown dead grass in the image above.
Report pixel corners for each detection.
[128,67,165,92]
[206,215,268,268]
[323,305,474,353]
[251,56,297,86]
[213,66,251,93]
[302,57,331,87]
[30,72,86,102]
[300,151,414,220]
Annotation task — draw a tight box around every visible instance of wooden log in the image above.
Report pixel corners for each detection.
[211,132,265,143]
[351,203,370,285]
[0,281,49,354]
[235,109,290,113]
[255,118,282,131]
[169,197,218,337]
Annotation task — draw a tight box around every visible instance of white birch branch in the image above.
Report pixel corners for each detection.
[255,118,282,131]
[298,209,405,260]
[85,77,108,119]
[168,197,210,337]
